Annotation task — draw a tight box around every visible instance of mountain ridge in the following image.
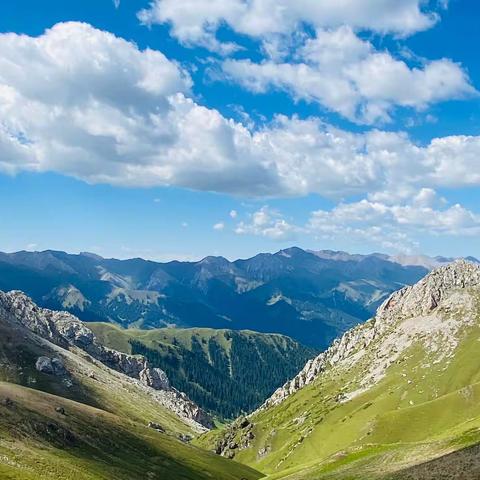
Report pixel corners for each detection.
[0,247,455,348]
[199,260,480,479]
[0,288,212,429]
[261,260,480,410]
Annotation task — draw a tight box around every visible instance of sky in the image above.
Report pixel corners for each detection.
[0,0,480,261]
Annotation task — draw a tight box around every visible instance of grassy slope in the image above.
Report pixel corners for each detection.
[198,291,480,479]
[0,317,263,479]
[89,322,313,358]
[0,316,192,435]
[89,323,316,418]
[0,383,263,480]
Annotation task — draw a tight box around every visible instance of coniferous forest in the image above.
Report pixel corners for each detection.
[130,331,315,419]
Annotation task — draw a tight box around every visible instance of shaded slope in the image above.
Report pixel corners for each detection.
[0,291,263,478]
[0,383,263,480]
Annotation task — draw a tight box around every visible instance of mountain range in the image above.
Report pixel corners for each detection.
[2,258,480,478]
[1,247,469,348]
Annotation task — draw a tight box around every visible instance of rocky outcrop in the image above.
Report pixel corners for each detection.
[262,260,480,409]
[0,290,212,429]
[213,416,255,458]
[35,356,67,376]
[375,259,480,323]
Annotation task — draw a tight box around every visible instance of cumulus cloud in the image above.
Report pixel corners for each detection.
[1,23,480,201]
[138,0,437,47]
[235,206,302,240]
[0,23,277,195]
[222,26,475,123]
[138,2,474,123]
[307,196,480,252]
[213,222,225,231]
[236,194,480,252]
[229,210,238,219]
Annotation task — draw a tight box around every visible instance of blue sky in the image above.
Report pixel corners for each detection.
[0,0,479,261]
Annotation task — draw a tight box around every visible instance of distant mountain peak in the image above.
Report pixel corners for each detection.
[199,255,230,264]
[80,251,104,260]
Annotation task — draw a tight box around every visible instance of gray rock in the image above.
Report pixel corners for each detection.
[1,397,13,407]
[178,433,193,443]
[148,422,165,433]
[51,357,67,376]
[261,260,480,410]
[35,356,67,376]
[140,367,170,390]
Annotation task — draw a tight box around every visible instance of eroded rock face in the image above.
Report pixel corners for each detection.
[262,260,480,410]
[0,290,212,429]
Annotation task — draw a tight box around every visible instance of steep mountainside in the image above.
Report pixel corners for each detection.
[0,290,261,479]
[90,323,316,419]
[0,247,440,348]
[198,261,480,479]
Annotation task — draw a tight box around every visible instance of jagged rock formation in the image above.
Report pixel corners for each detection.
[262,260,480,409]
[0,289,212,429]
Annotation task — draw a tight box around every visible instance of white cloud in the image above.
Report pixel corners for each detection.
[1,23,480,201]
[234,193,480,252]
[229,209,238,219]
[113,0,120,9]
[235,206,302,241]
[0,23,277,195]
[138,2,471,123]
[138,0,438,48]
[307,196,480,253]
[213,222,225,231]
[222,26,475,123]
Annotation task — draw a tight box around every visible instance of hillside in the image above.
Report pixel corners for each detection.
[0,247,436,348]
[0,290,261,479]
[198,261,480,479]
[90,323,316,419]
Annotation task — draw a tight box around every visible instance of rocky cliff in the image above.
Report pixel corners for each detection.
[201,260,480,476]
[0,289,212,428]
[262,260,480,409]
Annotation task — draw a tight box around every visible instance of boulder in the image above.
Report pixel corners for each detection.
[35,356,67,376]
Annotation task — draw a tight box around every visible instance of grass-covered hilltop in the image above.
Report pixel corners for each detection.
[89,323,315,419]
[198,261,480,479]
